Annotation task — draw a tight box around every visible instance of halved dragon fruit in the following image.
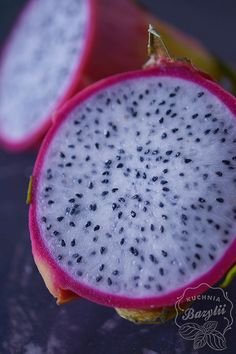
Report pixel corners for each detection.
[29,51,236,322]
[0,0,151,152]
[0,0,229,152]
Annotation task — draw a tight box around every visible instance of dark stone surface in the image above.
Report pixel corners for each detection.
[0,1,235,353]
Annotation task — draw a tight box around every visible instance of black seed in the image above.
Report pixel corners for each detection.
[112,203,117,210]
[89,182,94,189]
[100,246,107,254]
[195,243,202,248]
[61,239,66,247]
[163,187,169,192]
[159,268,164,276]
[150,224,155,231]
[102,191,109,196]
[159,202,164,208]
[192,262,197,269]
[144,284,151,289]
[112,188,118,193]
[69,198,75,203]
[69,221,75,227]
[159,117,164,124]
[163,169,168,174]
[160,225,164,233]
[113,270,119,276]
[48,200,54,205]
[137,146,143,152]
[222,160,230,165]
[161,132,167,139]
[197,92,204,97]
[160,180,168,185]
[195,253,201,260]
[199,198,206,203]
[57,255,63,260]
[185,159,192,163]
[90,204,97,211]
[102,179,109,184]
[107,277,112,286]
[78,179,82,184]
[119,227,124,234]
[149,254,158,264]
[57,216,64,222]
[96,276,102,282]
[120,238,125,245]
[77,256,83,263]
[117,163,124,168]
[166,150,172,156]
[152,176,158,182]
[66,163,72,167]
[172,128,178,133]
[130,247,139,256]
[216,198,224,203]
[205,113,212,118]
[118,211,123,219]
[99,264,105,271]
[60,152,65,158]
[53,231,59,236]
[94,225,100,231]
[119,197,125,203]
[192,113,198,119]
[131,210,136,218]
[85,221,91,227]
[71,239,76,247]
[162,250,168,257]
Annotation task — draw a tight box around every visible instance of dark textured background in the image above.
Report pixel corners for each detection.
[0,1,235,354]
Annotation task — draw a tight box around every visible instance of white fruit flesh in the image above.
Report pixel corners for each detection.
[0,0,88,142]
[36,76,236,298]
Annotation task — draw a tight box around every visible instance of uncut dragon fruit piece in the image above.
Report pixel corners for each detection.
[29,30,236,323]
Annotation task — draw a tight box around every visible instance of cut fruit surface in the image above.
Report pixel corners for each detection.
[30,62,236,309]
[0,0,150,151]
[0,0,89,148]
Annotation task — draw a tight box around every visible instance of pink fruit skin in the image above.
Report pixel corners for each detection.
[29,61,236,309]
[0,0,150,152]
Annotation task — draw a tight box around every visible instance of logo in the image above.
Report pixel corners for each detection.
[175,283,233,351]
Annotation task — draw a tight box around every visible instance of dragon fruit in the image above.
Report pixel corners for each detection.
[29,41,236,322]
[0,0,228,152]
[0,0,150,152]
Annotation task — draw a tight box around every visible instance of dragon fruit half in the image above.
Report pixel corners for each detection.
[29,35,236,322]
[0,0,224,152]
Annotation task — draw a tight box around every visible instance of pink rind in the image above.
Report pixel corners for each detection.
[29,63,236,309]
